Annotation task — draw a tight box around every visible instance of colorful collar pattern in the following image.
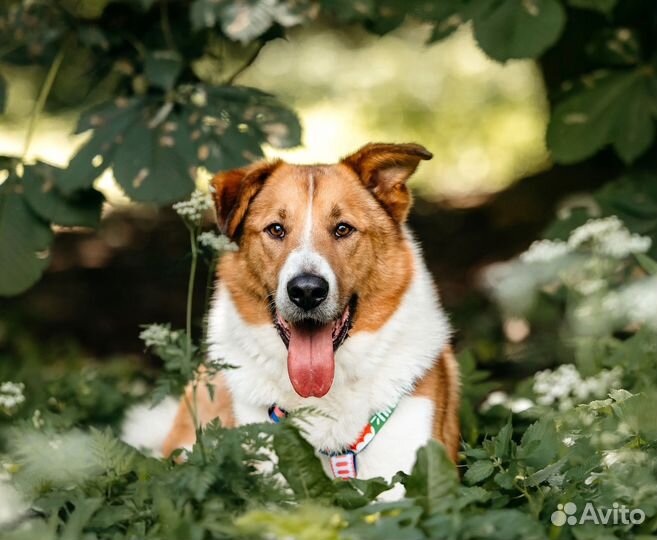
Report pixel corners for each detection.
[267,403,397,479]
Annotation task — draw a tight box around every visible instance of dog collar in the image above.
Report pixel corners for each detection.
[267,403,397,479]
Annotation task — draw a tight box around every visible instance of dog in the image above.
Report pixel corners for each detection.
[162,142,460,487]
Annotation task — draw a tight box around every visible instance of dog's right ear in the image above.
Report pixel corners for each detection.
[210,160,281,239]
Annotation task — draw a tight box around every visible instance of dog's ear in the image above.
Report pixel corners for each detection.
[211,160,281,239]
[342,143,432,223]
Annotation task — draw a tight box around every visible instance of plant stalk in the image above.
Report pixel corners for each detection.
[22,45,66,161]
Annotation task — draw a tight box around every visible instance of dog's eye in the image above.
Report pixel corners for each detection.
[334,223,355,238]
[265,223,286,239]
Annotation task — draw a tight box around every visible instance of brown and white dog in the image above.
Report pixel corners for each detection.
[162,143,460,491]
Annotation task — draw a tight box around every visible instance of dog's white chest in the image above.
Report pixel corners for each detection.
[316,395,435,482]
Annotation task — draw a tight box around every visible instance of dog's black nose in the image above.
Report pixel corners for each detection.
[287,273,329,311]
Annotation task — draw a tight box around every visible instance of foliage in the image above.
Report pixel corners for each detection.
[2,0,657,294]
[2,191,657,538]
[1,1,657,538]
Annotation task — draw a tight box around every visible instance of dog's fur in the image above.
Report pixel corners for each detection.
[163,143,460,486]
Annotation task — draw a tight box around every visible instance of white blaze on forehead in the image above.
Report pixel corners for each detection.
[275,171,340,322]
[301,173,315,248]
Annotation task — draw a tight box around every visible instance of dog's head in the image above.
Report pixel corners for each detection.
[212,143,432,398]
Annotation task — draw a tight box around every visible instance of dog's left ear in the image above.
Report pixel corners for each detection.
[211,160,281,239]
[342,143,432,223]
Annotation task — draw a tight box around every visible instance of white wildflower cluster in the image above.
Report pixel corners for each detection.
[480,390,535,413]
[533,364,623,411]
[197,231,238,253]
[628,276,657,330]
[139,323,179,348]
[0,381,25,414]
[518,216,651,265]
[520,239,572,264]
[577,275,657,333]
[569,216,651,257]
[172,189,213,224]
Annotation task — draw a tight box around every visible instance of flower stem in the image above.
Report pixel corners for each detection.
[186,225,198,360]
[184,224,207,463]
[22,44,66,161]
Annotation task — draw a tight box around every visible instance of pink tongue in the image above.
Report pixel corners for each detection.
[287,323,335,398]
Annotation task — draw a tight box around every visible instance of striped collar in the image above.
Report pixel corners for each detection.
[268,403,397,479]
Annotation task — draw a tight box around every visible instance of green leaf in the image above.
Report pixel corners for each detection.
[547,70,657,164]
[61,88,300,206]
[464,459,495,485]
[635,253,657,275]
[460,509,547,540]
[567,0,617,14]
[518,418,559,469]
[144,51,183,91]
[472,0,565,62]
[526,457,566,486]
[401,440,459,514]
[273,423,335,500]
[493,418,513,458]
[23,163,104,228]
[346,500,425,540]
[112,116,195,204]
[60,497,103,540]
[60,97,143,193]
[0,181,53,296]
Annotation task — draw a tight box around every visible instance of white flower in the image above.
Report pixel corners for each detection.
[618,275,657,329]
[532,364,623,411]
[172,189,213,224]
[574,275,657,333]
[139,324,179,348]
[520,239,571,263]
[197,231,238,253]
[568,216,651,258]
[0,381,25,414]
[480,391,535,413]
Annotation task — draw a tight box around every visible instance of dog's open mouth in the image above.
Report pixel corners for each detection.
[273,297,355,398]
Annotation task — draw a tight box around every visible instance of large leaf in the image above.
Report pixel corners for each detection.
[60,87,301,205]
[517,418,559,469]
[59,97,144,193]
[272,423,335,500]
[472,0,565,61]
[547,69,657,164]
[0,181,53,296]
[112,115,196,204]
[401,440,459,515]
[23,163,104,228]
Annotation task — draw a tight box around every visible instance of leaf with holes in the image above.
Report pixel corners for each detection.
[0,181,53,296]
[60,87,300,205]
[472,0,565,61]
[23,163,104,228]
[181,85,301,173]
[59,97,143,194]
[547,69,657,164]
[112,115,196,204]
